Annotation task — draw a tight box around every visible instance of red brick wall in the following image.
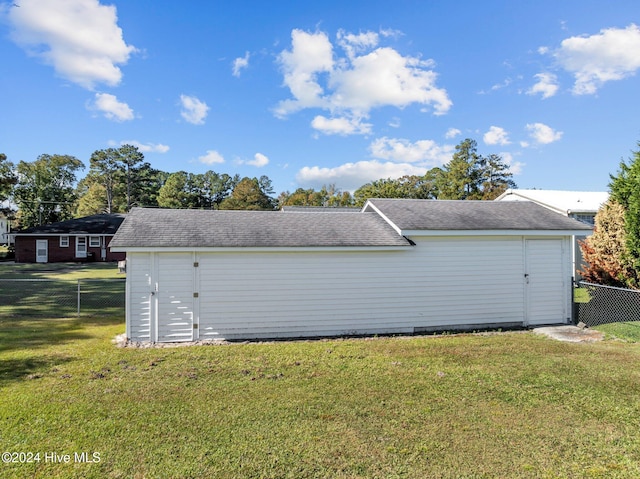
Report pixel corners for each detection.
[14,236,125,263]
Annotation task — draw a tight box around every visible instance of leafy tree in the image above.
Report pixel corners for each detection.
[279,184,354,208]
[438,139,483,200]
[0,153,16,211]
[78,145,165,214]
[13,154,84,228]
[75,181,109,217]
[434,139,516,201]
[132,164,168,209]
[354,178,408,205]
[609,143,640,287]
[579,200,633,287]
[188,171,236,209]
[118,144,145,210]
[157,172,195,208]
[83,148,122,213]
[156,170,236,209]
[353,171,441,206]
[479,154,517,200]
[220,177,276,210]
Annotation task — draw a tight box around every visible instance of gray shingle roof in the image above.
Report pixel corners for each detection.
[110,208,411,248]
[366,198,594,231]
[15,214,126,235]
[281,206,361,213]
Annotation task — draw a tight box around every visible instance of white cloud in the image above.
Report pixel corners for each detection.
[330,47,451,116]
[275,28,451,128]
[483,77,512,94]
[311,115,372,136]
[275,29,334,116]
[369,137,453,164]
[296,160,427,191]
[483,126,510,146]
[525,123,563,144]
[6,0,136,89]
[337,29,379,59]
[180,94,209,125]
[527,73,559,99]
[388,117,401,128]
[232,51,250,77]
[247,153,269,167]
[198,150,225,165]
[445,128,461,139]
[118,141,169,153]
[551,24,640,95]
[499,152,524,175]
[91,93,134,121]
[297,136,454,191]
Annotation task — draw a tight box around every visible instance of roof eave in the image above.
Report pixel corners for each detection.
[400,229,592,237]
[110,244,413,253]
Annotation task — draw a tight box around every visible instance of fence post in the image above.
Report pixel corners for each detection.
[77,280,81,318]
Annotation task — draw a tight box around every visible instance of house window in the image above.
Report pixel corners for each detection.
[89,236,101,248]
[60,236,69,247]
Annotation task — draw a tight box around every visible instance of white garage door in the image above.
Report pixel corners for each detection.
[525,239,567,325]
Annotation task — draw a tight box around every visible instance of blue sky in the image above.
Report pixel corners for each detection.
[1,0,639,196]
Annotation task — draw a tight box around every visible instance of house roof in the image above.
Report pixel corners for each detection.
[281,206,361,213]
[14,214,126,235]
[494,189,609,214]
[110,208,412,248]
[364,198,594,233]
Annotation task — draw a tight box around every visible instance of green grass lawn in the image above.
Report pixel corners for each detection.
[594,322,640,342]
[1,267,640,478]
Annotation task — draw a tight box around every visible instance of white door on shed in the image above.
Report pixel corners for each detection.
[525,239,567,325]
[156,253,195,342]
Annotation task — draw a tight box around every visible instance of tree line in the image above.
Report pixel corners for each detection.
[0,138,516,230]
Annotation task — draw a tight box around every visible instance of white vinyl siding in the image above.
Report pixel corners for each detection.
[197,250,412,340]
[125,236,572,342]
[127,254,153,342]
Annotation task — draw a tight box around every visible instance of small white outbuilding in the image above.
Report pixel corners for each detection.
[110,199,592,343]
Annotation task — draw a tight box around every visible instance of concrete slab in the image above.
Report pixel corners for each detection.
[533,325,604,343]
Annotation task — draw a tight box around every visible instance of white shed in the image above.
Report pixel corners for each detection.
[110,199,592,343]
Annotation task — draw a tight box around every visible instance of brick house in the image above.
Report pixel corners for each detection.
[13,214,126,263]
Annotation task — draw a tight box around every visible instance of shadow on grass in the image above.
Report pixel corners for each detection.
[0,355,74,387]
[0,318,92,354]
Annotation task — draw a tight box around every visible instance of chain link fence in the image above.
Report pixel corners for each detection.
[0,278,125,319]
[575,281,640,327]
